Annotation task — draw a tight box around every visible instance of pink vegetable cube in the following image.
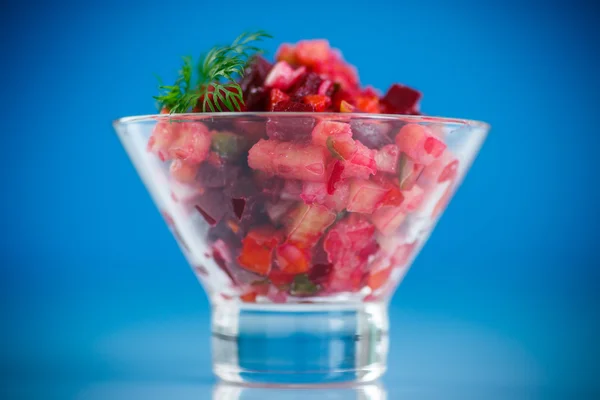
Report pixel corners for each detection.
[392,242,417,266]
[169,122,211,165]
[295,39,331,67]
[301,180,349,212]
[324,215,376,264]
[341,140,377,179]
[419,150,459,188]
[247,139,277,174]
[395,124,446,165]
[248,139,330,182]
[401,184,425,212]
[284,203,336,245]
[324,215,377,290]
[397,152,425,190]
[312,120,353,147]
[264,61,306,90]
[276,242,311,274]
[170,159,199,183]
[324,180,350,211]
[375,144,400,174]
[346,179,389,214]
[370,205,407,236]
[301,181,328,204]
[148,120,181,161]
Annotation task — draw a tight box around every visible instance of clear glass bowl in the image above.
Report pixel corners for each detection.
[113,112,489,385]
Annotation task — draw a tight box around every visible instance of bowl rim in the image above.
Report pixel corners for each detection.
[113,112,490,131]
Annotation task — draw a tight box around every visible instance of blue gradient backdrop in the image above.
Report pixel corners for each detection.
[1,0,599,398]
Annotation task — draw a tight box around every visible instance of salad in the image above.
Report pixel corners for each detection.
[147,32,458,303]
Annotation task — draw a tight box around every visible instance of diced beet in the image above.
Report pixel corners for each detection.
[289,72,323,100]
[256,174,284,200]
[244,86,269,111]
[311,238,329,265]
[375,144,399,174]
[272,100,315,112]
[196,160,240,188]
[194,189,229,226]
[224,177,267,233]
[231,198,246,220]
[240,55,272,93]
[266,116,315,142]
[380,84,422,115]
[327,160,345,195]
[232,118,267,143]
[350,120,393,149]
[264,61,306,91]
[308,263,333,285]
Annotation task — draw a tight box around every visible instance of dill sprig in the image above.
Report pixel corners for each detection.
[154,31,272,113]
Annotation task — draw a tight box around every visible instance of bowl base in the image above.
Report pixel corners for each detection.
[211,302,389,386]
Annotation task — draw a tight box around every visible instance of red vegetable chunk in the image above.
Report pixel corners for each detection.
[237,227,281,275]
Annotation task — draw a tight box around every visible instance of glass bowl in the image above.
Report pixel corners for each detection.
[113,112,489,385]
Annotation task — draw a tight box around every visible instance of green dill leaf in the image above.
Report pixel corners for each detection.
[155,30,272,113]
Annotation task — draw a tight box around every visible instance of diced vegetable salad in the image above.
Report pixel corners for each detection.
[149,39,459,303]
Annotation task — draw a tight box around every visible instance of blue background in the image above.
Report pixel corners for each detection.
[1,0,599,398]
